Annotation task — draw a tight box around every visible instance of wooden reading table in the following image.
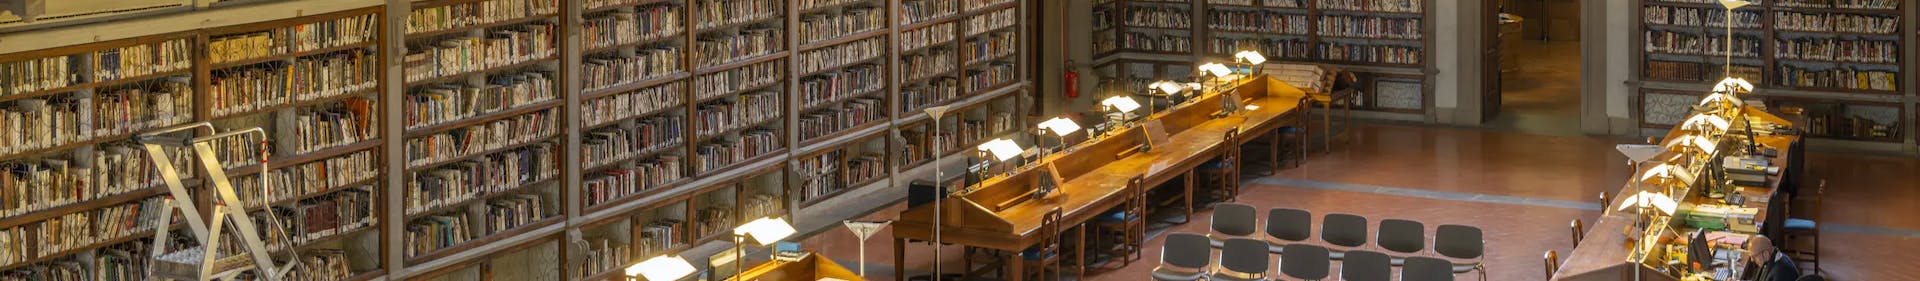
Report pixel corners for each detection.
[725,252,865,281]
[890,75,1308,281]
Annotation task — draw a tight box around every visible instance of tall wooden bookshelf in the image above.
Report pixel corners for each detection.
[0,1,1030,280]
[1091,0,1432,115]
[1634,0,1909,147]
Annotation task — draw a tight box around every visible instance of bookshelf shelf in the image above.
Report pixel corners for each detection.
[582,73,690,100]
[403,99,563,138]
[0,223,184,272]
[901,15,962,31]
[694,148,788,178]
[406,135,557,170]
[0,69,191,103]
[0,188,167,229]
[224,139,382,177]
[583,34,687,55]
[800,29,891,52]
[587,0,677,13]
[694,51,789,74]
[209,41,377,69]
[403,56,559,88]
[406,13,561,39]
[211,88,378,120]
[246,177,381,213]
[403,216,562,265]
[582,178,691,213]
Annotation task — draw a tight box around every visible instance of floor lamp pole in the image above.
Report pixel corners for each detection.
[926,106,949,281]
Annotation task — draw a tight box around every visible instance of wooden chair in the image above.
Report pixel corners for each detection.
[1022,208,1066,280]
[1783,180,1824,273]
[1199,128,1242,203]
[1307,70,1359,153]
[1094,176,1148,267]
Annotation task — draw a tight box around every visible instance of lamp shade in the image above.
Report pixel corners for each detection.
[1150,80,1183,95]
[1038,117,1082,137]
[1698,92,1745,108]
[1717,0,1751,9]
[1234,50,1267,65]
[1682,114,1731,132]
[628,255,697,281]
[733,217,797,246]
[1616,191,1679,215]
[1102,96,1142,113]
[1712,77,1754,93]
[1638,163,1697,186]
[1664,135,1718,153]
[978,138,1024,161]
[1199,63,1232,78]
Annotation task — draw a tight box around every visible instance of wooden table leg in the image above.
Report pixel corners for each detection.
[1184,170,1195,220]
[1076,226,1086,279]
[894,238,906,281]
[1322,101,1333,153]
[962,247,974,280]
[1008,250,1025,281]
[1271,129,1282,172]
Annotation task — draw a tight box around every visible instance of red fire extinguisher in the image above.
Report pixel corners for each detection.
[1063,60,1080,99]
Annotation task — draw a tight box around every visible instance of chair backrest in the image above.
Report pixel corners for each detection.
[1341,250,1392,281]
[1218,238,1270,277]
[1321,213,1368,248]
[1401,257,1455,281]
[1279,244,1330,280]
[1433,224,1483,260]
[1211,203,1259,237]
[1037,208,1063,255]
[1265,208,1311,242]
[1126,176,1146,220]
[1377,219,1426,254]
[1162,232,1214,269]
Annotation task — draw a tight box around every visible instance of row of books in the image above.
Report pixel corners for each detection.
[1775,12,1899,34]
[1644,30,1762,57]
[587,0,656,11]
[1112,32,1192,53]
[901,22,956,52]
[209,14,377,65]
[694,0,782,30]
[639,218,684,255]
[13,196,169,264]
[1645,60,1762,82]
[1211,0,1305,8]
[796,151,839,197]
[1208,10,1309,35]
[575,238,630,279]
[696,91,782,138]
[964,31,1017,65]
[964,7,1016,37]
[845,153,884,185]
[404,108,558,168]
[483,193,546,235]
[693,205,733,238]
[405,72,558,130]
[282,99,379,158]
[799,6,886,45]
[287,250,359,281]
[693,60,784,101]
[800,0,876,12]
[903,48,956,81]
[229,150,380,210]
[405,142,560,216]
[584,154,684,207]
[799,97,886,141]
[1778,0,1900,10]
[966,0,1015,10]
[210,49,378,118]
[902,0,960,25]
[798,37,886,75]
[1643,5,1761,28]
[1319,15,1422,39]
[0,144,191,218]
[1318,0,1421,13]
[1124,7,1191,29]
[741,193,782,219]
[405,214,472,258]
[0,92,183,156]
[695,129,781,174]
[800,64,885,110]
[2,38,192,96]
[1775,37,1900,64]
[695,27,782,68]
[901,78,959,114]
[1318,42,1422,65]
[1210,37,1311,59]
[252,190,375,251]
[584,47,683,93]
[406,0,560,35]
[583,118,684,169]
[90,80,196,139]
[586,4,685,51]
[963,62,1017,93]
[402,23,558,83]
[1803,110,1900,139]
[206,127,271,170]
[585,82,683,128]
[1777,65,1898,91]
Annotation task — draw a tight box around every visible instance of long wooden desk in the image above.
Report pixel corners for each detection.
[726,252,864,281]
[890,75,1307,281]
[1552,107,1803,281]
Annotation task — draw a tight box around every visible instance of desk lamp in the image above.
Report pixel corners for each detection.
[921,105,952,281]
[730,217,797,280]
[1199,63,1234,90]
[628,255,697,281]
[1665,135,1718,162]
[1234,50,1267,75]
[1037,117,1082,154]
[1149,80,1184,113]
[1102,95,1143,130]
[1640,163,1698,195]
[1681,114,1732,136]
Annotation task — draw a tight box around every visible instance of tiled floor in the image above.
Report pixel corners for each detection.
[788,124,1920,280]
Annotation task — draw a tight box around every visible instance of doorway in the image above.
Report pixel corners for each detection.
[1485,0,1584,135]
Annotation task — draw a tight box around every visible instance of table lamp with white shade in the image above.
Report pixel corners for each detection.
[1102,95,1142,130]
[1234,50,1266,75]
[627,255,697,281]
[728,217,797,281]
[1037,117,1081,154]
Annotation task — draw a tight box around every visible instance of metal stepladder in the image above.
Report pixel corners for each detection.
[136,122,304,281]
